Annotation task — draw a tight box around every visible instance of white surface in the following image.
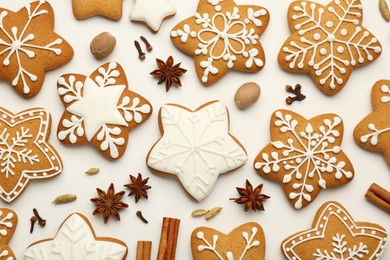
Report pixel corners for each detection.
[0,0,389,259]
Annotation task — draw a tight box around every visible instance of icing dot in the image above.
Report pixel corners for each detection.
[299,236,303,240]
[33,173,37,177]
[372,231,377,235]
[343,217,348,220]
[286,248,290,252]
[337,46,344,54]
[361,229,365,233]
[320,224,324,228]
[350,225,354,229]
[326,21,333,28]
[42,121,47,126]
[19,116,24,120]
[316,231,320,235]
[55,166,59,171]
[320,48,327,55]
[44,148,49,152]
[336,209,341,213]
[13,191,17,195]
[38,140,43,144]
[43,172,47,176]
[51,156,55,160]
[340,29,348,36]
[10,119,15,123]
[292,240,296,245]
[39,112,44,116]
[292,257,297,260]
[307,234,311,238]
[215,5,221,11]
[1,114,6,119]
[29,112,33,116]
[18,183,23,187]
[313,33,321,41]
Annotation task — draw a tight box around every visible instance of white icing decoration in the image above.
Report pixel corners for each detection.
[381,84,390,103]
[147,101,247,201]
[0,1,65,94]
[0,108,62,203]
[254,111,353,209]
[24,213,127,260]
[281,0,382,90]
[0,210,13,237]
[282,202,388,260]
[129,0,176,32]
[0,247,13,259]
[208,0,224,11]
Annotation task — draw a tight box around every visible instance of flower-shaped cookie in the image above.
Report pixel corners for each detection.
[0,107,63,203]
[282,201,388,259]
[0,209,17,259]
[0,0,74,98]
[278,0,382,95]
[254,110,354,209]
[170,0,269,85]
[57,62,152,160]
[25,213,128,260]
[354,80,390,166]
[147,101,248,201]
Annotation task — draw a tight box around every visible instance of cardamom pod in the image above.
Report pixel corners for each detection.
[191,209,208,217]
[85,167,100,175]
[52,194,77,204]
[380,0,390,22]
[205,207,223,220]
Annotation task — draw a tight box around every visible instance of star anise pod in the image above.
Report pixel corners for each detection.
[124,173,151,203]
[90,183,128,224]
[230,179,270,212]
[150,56,187,92]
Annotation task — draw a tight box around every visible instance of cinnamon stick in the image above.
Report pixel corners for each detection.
[136,241,152,260]
[157,217,180,260]
[365,183,390,213]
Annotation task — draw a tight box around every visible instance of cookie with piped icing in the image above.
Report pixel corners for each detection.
[0,208,17,259]
[72,0,123,20]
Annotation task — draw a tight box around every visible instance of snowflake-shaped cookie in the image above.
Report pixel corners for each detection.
[278,0,382,95]
[282,201,388,260]
[170,0,269,86]
[254,110,354,209]
[57,62,152,160]
[147,101,248,201]
[0,107,63,203]
[0,209,17,260]
[0,0,74,98]
[354,80,390,167]
[25,213,128,260]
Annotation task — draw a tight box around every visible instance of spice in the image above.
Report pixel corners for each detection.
[204,207,223,220]
[30,216,37,234]
[33,208,46,227]
[150,56,187,92]
[52,194,77,204]
[136,211,149,224]
[140,36,153,52]
[380,0,390,22]
[85,167,100,175]
[234,82,261,109]
[191,209,208,217]
[90,32,116,60]
[365,183,390,213]
[137,241,152,260]
[135,40,145,61]
[90,183,129,224]
[230,180,270,212]
[157,217,180,260]
[285,84,306,105]
[124,173,151,203]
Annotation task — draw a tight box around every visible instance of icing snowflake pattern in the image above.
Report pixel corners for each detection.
[24,213,128,260]
[147,101,247,201]
[278,0,382,95]
[170,0,269,85]
[254,110,354,209]
[57,62,152,160]
[0,209,16,260]
[0,0,73,97]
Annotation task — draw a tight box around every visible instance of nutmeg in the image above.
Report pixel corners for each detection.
[234,82,261,109]
[90,32,116,60]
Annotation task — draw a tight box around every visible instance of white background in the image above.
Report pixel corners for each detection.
[0,0,389,259]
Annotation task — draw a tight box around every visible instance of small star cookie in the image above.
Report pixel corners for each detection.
[72,0,123,20]
[0,209,17,259]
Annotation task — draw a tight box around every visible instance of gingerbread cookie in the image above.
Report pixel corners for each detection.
[170,0,269,86]
[254,110,354,209]
[278,0,382,95]
[354,80,390,166]
[57,62,152,160]
[192,222,265,260]
[129,0,176,33]
[0,107,63,203]
[0,0,74,98]
[147,100,248,202]
[25,213,128,259]
[282,201,388,259]
[72,0,122,20]
[0,209,17,259]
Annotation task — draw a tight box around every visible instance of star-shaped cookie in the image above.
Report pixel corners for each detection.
[354,80,390,166]
[0,209,17,259]
[282,201,388,260]
[278,0,382,95]
[57,62,152,160]
[170,0,269,86]
[254,110,354,209]
[25,213,128,260]
[72,0,123,20]
[0,107,63,203]
[129,0,176,33]
[147,100,248,202]
[0,0,74,98]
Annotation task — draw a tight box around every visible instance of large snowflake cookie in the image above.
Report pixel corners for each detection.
[282,201,388,260]
[278,0,382,95]
[0,209,17,259]
[170,0,269,86]
[254,110,354,209]
[0,107,63,203]
[25,213,128,260]
[0,0,74,98]
[147,100,248,202]
[354,80,390,167]
[192,222,265,260]
[57,62,152,160]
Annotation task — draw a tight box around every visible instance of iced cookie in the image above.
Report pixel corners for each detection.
[192,222,265,260]
[0,107,63,203]
[57,62,152,160]
[72,0,123,20]
[0,0,73,98]
[281,201,388,260]
[130,0,176,33]
[354,80,390,166]
[254,110,354,209]
[278,0,382,95]
[0,209,17,259]
[25,213,128,259]
[170,0,269,86]
[147,100,248,202]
